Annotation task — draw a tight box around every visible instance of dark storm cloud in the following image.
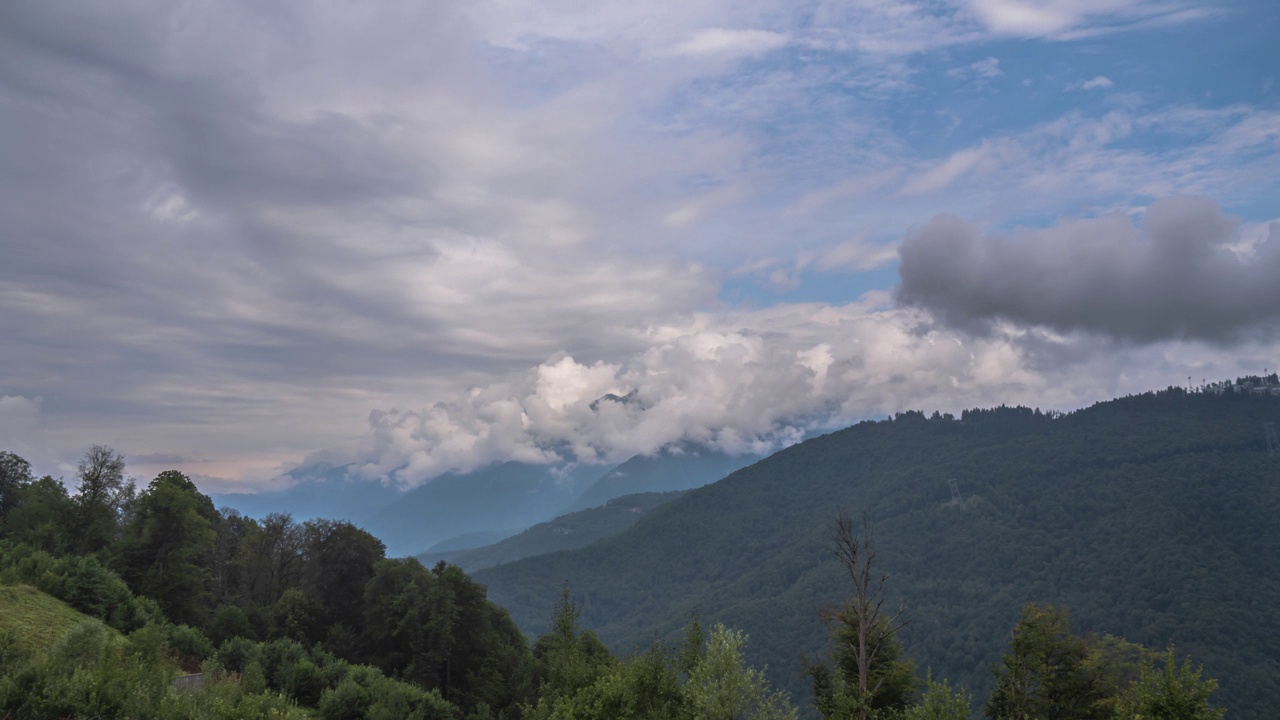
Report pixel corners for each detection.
[895,196,1280,343]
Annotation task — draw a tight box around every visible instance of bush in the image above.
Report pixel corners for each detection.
[319,677,373,720]
[216,636,259,674]
[287,658,325,706]
[168,624,216,665]
[207,604,256,646]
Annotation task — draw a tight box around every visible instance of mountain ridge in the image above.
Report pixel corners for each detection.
[475,388,1280,718]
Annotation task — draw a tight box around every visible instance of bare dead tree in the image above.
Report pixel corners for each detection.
[825,511,909,712]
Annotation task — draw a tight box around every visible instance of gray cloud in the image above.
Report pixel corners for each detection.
[1,1,1274,488]
[896,196,1280,343]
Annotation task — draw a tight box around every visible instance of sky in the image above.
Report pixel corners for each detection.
[2,0,1278,492]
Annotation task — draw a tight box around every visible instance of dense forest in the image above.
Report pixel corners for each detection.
[0,380,1262,718]
[475,383,1279,718]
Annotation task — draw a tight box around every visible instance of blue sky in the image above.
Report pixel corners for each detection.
[1,0,1278,489]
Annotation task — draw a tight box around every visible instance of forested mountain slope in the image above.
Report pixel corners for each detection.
[417,490,684,572]
[477,387,1280,718]
[367,461,602,556]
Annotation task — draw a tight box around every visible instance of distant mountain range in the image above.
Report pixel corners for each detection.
[211,446,767,557]
[211,462,402,527]
[474,388,1280,718]
[564,445,754,513]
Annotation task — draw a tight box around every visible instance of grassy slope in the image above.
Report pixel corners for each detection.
[477,390,1280,718]
[0,583,114,653]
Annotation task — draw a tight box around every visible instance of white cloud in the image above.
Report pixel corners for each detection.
[964,0,1203,39]
[1,0,1273,491]
[670,28,790,57]
[948,57,1003,79]
[0,395,41,432]
[900,145,993,196]
[808,235,901,271]
[332,295,1280,487]
[784,169,904,216]
[1080,75,1115,90]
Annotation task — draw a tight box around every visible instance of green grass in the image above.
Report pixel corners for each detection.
[0,583,113,653]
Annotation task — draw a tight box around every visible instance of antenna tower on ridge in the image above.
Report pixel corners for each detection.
[947,478,962,504]
[1266,422,1279,457]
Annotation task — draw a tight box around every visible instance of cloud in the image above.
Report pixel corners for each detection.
[799,237,900,273]
[947,57,1003,80]
[896,196,1280,342]
[326,288,1280,487]
[670,28,790,58]
[964,0,1202,39]
[0,0,1272,490]
[900,145,993,196]
[127,452,192,466]
[0,395,41,431]
[1079,75,1115,90]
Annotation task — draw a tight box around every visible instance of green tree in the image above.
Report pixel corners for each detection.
[532,582,614,700]
[71,445,133,554]
[3,475,74,553]
[903,675,972,720]
[809,513,916,719]
[985,604,1107,720]
[0,451,34,531]
[1113,647,1225,720]
[685,624,798,720]
[301,518,386,633]
[113,470,216,625]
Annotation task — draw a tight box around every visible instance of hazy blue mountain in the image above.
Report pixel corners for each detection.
[417,490,684,572]
[210,463,403,526]
[564,443,757,513]
[477,389,1280,718]
[422,530,513,554]
[365,461,605,556]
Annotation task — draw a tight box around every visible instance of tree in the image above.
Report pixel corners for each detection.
[531,582,614,701]
[3,474,74,552]
[685,624,798,720]
[300,519,386,633]
[903,675,972,720]
[71,445,133,553]
[1113,647,1225,720]
[113,470,217,625]
[985,604,1107,720]
[0,451,34,529]
[810,512,915,720]
[235,512,306,606]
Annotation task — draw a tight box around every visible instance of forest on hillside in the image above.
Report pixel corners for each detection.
[476,383,1280,718]
[0,381,1261,718]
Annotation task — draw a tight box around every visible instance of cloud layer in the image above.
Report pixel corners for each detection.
[897,197,1280,342]
[1,1,1275,488]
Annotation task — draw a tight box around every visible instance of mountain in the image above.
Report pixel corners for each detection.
[210,441,764,560]
[416,490,684,572]
[421,530,514,554]
[365,461,604,556]
[210,463,403,526]
[564,443,756,513]
[476,388,1280,718]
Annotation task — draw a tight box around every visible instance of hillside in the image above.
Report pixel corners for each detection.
[417,490,684,571]
[366,461,603,556]
[476,388,1280,718]
[564,445,756,513]
[0,584,113,653]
